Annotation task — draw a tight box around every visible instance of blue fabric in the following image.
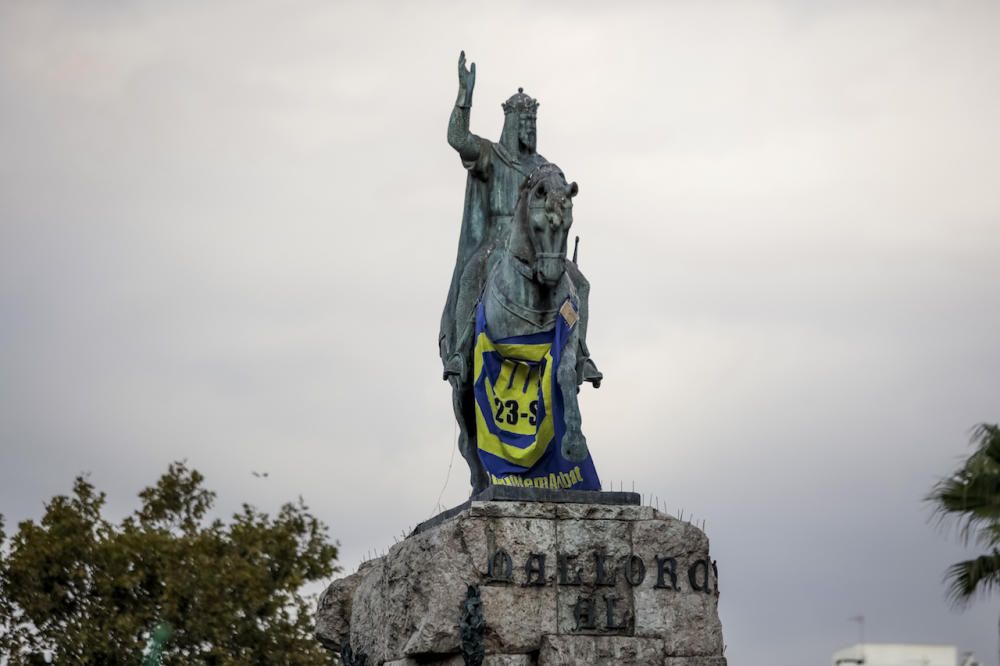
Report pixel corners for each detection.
[472,300,601,491]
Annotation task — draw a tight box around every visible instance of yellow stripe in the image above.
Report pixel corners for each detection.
[474,325,557,467]
[493,342,549,362]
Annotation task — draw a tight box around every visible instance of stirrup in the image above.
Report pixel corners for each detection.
[581,358,603,388]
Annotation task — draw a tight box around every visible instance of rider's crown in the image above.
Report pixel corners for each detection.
[502,87,539,115]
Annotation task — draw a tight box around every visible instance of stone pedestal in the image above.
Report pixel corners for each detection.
[316,491,726,665]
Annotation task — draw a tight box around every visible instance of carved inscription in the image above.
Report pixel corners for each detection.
[484,548,720,633]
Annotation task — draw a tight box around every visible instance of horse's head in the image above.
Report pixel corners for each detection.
[510,164,579,287]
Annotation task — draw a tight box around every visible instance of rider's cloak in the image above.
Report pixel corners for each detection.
[439,138,547,367]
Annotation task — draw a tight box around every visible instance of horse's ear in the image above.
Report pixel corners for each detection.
[568,182,579,198]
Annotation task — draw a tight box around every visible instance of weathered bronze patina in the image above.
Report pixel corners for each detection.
[440,52,603,494]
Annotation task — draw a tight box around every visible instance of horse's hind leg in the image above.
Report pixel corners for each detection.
[557,329,590,462]
[452,384,489,495]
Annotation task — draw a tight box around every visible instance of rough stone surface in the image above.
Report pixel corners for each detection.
[385,656,535,666]
[314,564,369,651]
[316,500,726,665]
[630,519,723,656]
[539,635,665,665]
[540,636,728,666]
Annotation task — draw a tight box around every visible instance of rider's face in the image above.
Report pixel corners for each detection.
[518,112,537,152]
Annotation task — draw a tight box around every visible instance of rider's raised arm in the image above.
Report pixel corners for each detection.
[447,51,481,163]
[448,104,481,163]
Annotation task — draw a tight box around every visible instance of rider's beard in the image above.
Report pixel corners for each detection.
[519,128,536,153]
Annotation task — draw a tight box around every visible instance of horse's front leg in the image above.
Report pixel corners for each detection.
[558,329,589,462]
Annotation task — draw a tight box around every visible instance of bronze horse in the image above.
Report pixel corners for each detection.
[448,164,594,493]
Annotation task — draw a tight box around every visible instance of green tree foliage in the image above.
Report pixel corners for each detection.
[927,423,1000,605]
[0,462,338,664]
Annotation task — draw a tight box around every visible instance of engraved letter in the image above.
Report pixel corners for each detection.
[624,554,646,586]
[654,556,678,590]
[688,559,710,593]
[572,595,597,631]
[603,595,629,631]
[594,552,617,587]
[523,553,547,587]
[557,553,582,586]
[487,548,513,584]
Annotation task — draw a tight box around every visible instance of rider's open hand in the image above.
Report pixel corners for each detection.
[457,51,476,106]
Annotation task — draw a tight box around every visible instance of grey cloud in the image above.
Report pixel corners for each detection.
[1,2,999,664]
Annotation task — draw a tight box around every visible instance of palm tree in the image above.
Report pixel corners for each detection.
[927,423,1000,663]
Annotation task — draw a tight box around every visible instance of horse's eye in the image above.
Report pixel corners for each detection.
[535,185,546,199]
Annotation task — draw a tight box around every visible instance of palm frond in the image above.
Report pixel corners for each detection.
[926,423,1000,547]
[972,423,1000,461]
[945,550,1000,607]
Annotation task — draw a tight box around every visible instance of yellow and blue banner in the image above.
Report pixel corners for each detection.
[473,299,601,490]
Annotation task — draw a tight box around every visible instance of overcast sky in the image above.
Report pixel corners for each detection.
[2,2,999,664]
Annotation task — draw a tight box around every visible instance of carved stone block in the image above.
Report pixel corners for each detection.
[316,499,726,665]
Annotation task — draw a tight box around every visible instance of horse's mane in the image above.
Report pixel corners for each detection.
[518,163,567,198]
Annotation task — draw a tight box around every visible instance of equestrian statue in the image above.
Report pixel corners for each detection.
[440,52,603,495]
